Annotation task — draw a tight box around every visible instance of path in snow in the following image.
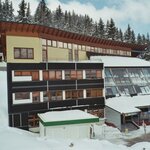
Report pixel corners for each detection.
[126,133,150,146]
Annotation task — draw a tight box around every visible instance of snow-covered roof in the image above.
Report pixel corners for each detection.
[38,110,99,126]
[106,95,150,114]
[90,56,150,67]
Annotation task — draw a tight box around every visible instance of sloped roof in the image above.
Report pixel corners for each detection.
[90,56,150,67]
[106,95,150,114]
[0,21,147,51]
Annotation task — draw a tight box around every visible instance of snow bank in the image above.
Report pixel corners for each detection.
[0,70,8,126]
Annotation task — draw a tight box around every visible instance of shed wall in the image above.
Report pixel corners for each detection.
[105,106,121,130]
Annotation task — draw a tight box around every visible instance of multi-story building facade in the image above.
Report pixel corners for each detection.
[0,21,147,130]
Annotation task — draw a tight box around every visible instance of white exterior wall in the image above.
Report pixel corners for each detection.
[105,106,121,130]
[40,123,91,139]
[39,122,45,137]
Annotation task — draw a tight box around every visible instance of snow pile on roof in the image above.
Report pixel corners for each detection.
[38,110,98,123]
[106,95,150,114]
[90,56,150,67]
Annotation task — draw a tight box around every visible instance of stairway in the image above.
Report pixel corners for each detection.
[121,121,139,132]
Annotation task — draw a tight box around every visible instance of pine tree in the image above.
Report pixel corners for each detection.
[131,30,136,43]
[9,1,15,21]
[142,34,146,44]
[34,0,50,26]
[26,3,33,23]
[114,28,119,41]
[0,0,3,20]
[83,15,93,36]
[146,33,150,44]
[53,5,64,29]
[124,24,132,43]
[105,20,110,39]
[76,15,84,33]
[98,18,105,38]
[63,10,69,29]
[2,0,9,21]
[107,18,116,40]
[118,29,123,42]
[137,33,142,44]
[17,0,27,22]
[1,0,14,21]
[92,22,99,37]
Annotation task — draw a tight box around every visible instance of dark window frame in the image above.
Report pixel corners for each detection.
[14,47,34,59]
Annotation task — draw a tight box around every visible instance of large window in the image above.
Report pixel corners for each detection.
[65,70,83,80]
[14,70,39,81]
[43,70,62,80]
[86,88,103,98]
[86,70,102,79]
[15,92,30,100]
[50,90,62,101]
[14,48,33,59]
[43,90,63,101]
[66,90,83,100]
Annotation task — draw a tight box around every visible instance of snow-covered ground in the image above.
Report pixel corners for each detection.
[0,66,150,150]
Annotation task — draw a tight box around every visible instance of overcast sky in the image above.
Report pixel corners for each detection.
[6,0,150,35]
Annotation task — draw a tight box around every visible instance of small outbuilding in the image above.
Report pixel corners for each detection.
[38,110,99,139]
[105,96,150,131]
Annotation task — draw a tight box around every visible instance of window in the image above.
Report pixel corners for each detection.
[65,90,83,100]
[74,50,79,61]
[65,70,83,80]
[82,45,86,51]
[50,90,62,101]
[32,91,40,103]
[49,70,62,80]
[52,40,57,47]
[69,49,73,61]
[48,40,52,46]
[42,39,46,45]
[77,70,83,79]
[43,70,62,80]
[65,70,71,80]
[73,44,77,49]
[15,92,30,100]
[68,43,72,49]
[28,114,39,127]
[49,71,55,80]
[43,91,49,101]
[14,48,34,59]
[14,70,39,81]
[86,89,103,98]
[43,71,49,80]
[86,70,102,79]
[58,41,63,48]
[64,43,68,48]
[42,49,47,62]
[78,45,81,50]
[86,46,90,51]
